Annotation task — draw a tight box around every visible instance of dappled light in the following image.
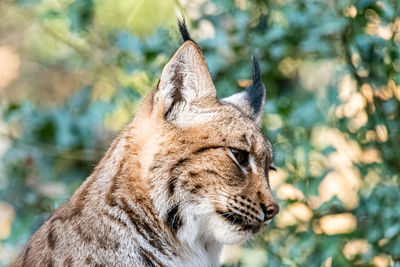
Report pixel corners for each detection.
[0,46,20,89]
[0,202,14,240]
[319,213,357,235]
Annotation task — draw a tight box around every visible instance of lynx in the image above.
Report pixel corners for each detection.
[14,20,279,267]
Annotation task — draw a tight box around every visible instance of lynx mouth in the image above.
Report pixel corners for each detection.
[216,210,244,225]
[241,223,264,233]
[216,210,264,234]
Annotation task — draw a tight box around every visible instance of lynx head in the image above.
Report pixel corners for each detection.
[134,20,279,245]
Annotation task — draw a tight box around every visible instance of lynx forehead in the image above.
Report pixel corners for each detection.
[14,20,279,267]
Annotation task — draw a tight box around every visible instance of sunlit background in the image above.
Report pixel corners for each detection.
[0,0,399,266]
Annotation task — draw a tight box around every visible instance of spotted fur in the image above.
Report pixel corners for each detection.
[13,21,279,267]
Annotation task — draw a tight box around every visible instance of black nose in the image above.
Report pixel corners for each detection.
[260,203,279,221]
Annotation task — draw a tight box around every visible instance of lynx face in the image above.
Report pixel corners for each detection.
[154,103,279,245]
[137,27,279,245]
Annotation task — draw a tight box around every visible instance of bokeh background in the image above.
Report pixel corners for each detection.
[0,0,399,266]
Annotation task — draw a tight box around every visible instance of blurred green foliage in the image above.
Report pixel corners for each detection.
[0,0,399,266]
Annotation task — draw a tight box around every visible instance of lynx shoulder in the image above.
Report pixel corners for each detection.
[14,20,279,267]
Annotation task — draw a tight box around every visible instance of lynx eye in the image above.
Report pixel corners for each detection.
[269,164,277,171]
[267,153,276,172]
[230,148,249,167]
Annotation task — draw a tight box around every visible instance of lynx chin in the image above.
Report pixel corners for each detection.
[14,20,279,267]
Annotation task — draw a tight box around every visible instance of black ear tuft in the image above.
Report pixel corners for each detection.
[245,56,265,119]
[177,18,192,42]
[220,55,266,126]
[252,55,261,85]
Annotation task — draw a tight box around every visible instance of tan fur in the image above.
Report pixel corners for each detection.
[14,40,278,267]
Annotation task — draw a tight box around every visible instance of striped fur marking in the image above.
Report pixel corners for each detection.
[166,204,183,233]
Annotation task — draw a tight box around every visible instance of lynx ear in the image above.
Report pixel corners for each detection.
[153,40,216,120]
[221,56,266,126]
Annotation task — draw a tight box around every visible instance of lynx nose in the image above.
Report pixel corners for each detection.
[260,203,279,221]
